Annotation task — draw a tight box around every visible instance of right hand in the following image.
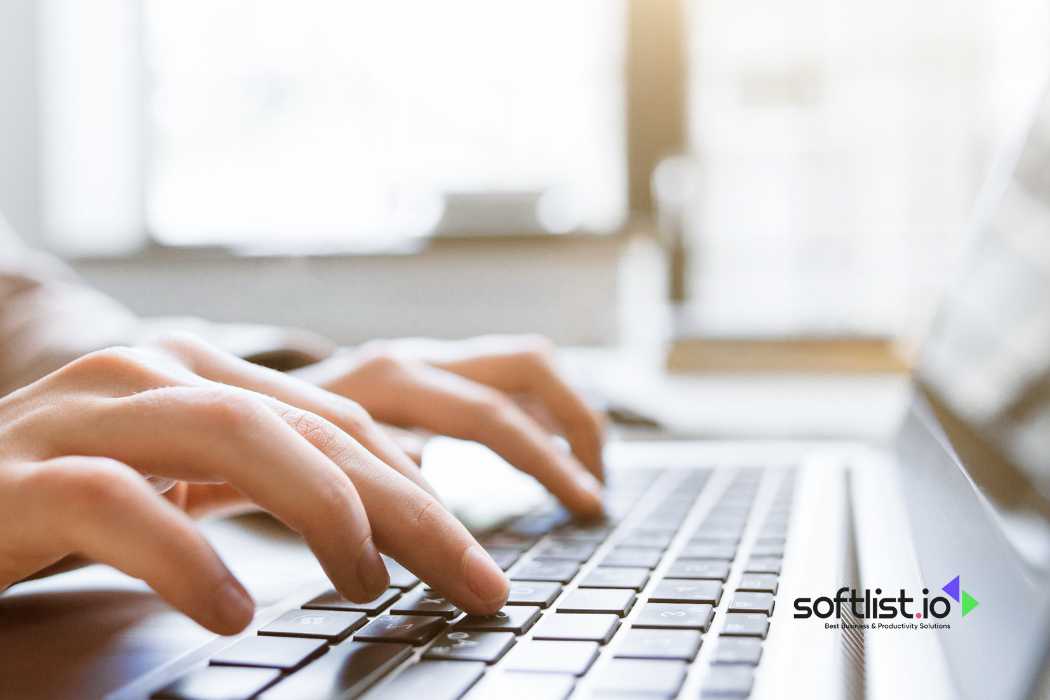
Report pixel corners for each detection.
[0,343,510,634]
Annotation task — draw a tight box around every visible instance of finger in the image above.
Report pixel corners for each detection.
[17,457,254,634]
[432,341,606,480]
[358,361,604,518]
[146,334,439,499]
[60,386,389,603]
[257,401,510,614]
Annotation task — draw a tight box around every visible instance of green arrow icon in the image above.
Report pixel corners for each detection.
[961,590,979,617]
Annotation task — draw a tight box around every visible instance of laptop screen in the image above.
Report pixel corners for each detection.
[919,83,1050,507]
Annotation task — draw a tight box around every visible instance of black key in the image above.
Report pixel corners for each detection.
[258,609,366,642]
[702,665,755,697]
[382,555,421,590]
[456,606,542,634]
[480,532,539,550]
[466,671,575,700]
[533,540,598,561]
[511,559,580,583]
[484,547,522,570]
[154,667,280,700]
[531,613,620,643]
[355,614,446,645]
[721,613,769,638]
[210,636,326,670]
[693,526,745,540]
[600,547,663,569]
[556,589,636,616]
[666,560,730,581]
[729,592,775,615]
[618,532,674,549]
[737,574,778,594]
[377,660,484,699]
[391,589,460,618]
[424,630,516,663]
[503,640,600,675]
[750,543,784,557]
[591,658,687,697]
[712,638,763,665]
[615,628,702,661]
[679,543,736,560]
[303,587,400,615]
[634,603,714,631]
[579,567,650,591]
[506,581,561,608]
[689,535,741,546]
[649,579,723,605]
[745,557,782,575]
[556,523,612,542]
[508,511,570,537]
[259,642,410,700]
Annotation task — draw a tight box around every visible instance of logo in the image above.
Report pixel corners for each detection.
[941,575,979,618]
[793,575,978,629]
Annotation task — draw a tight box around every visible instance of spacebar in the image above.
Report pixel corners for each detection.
[258,640,412,700]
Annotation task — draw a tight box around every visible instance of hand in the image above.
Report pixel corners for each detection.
[291,335,606,517]
[0,338,509,635]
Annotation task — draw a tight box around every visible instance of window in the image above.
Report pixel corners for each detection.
[142,0,625,250]
[684,0,1050,335]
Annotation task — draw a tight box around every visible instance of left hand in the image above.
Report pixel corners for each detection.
[292,335,606,518]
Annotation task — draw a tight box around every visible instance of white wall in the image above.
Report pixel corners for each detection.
[74,236,646,346]
[0,0,40,243]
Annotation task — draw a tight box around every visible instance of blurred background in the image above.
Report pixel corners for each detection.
[1,0,1049,348]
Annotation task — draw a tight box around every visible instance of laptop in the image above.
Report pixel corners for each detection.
[4,94,1050,700]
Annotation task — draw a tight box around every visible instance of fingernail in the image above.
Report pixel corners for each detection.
[215,578,254,631]
[357,539,389,598]
[462,546,509,606]
[575,470,605,514]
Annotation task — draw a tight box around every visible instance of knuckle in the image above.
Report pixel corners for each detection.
[285,409,344,457]
[148,332,210,364]
[60,347,146,381]
[410,496,443,533]
[355,348,404,377]
[302,475,357,534]
[467,390,515,426]
[188,388,268,433]
[32,457,136,509]
[336,399,372,434]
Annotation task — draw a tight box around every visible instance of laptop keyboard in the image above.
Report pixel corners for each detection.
[152,467,796,700]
